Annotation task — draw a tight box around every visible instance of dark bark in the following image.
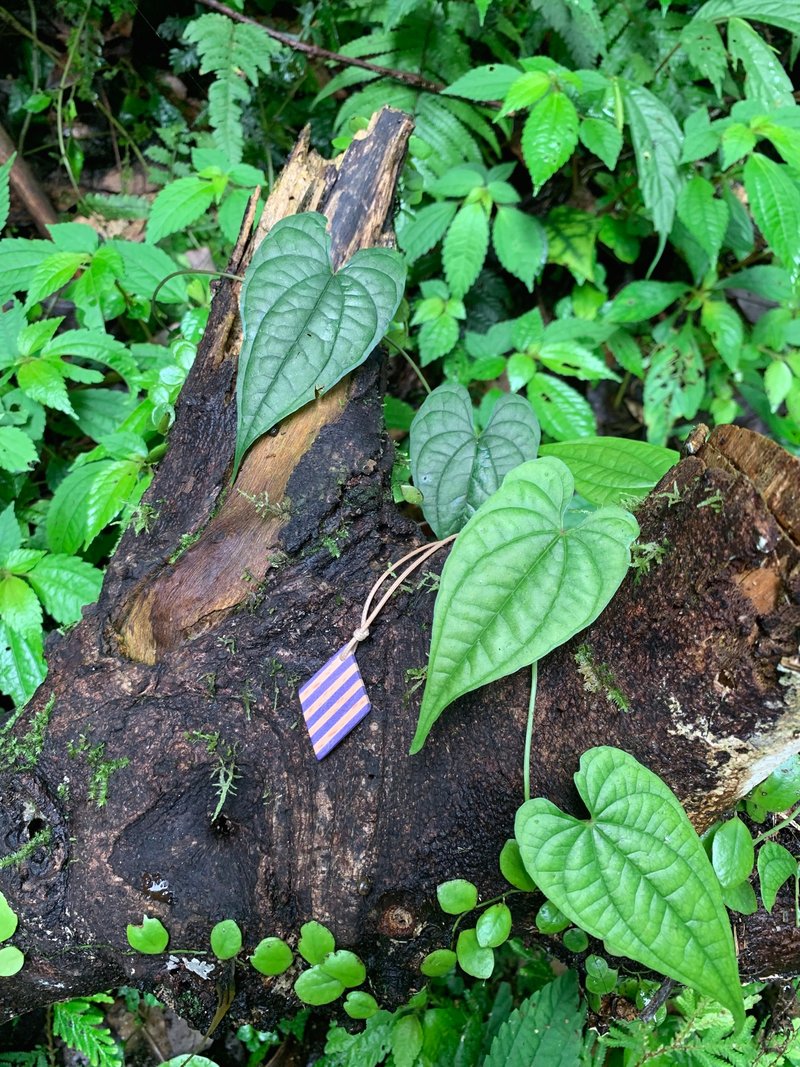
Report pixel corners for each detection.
[1,109,799,1028]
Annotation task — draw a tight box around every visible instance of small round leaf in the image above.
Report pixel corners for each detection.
[499,839,536,891]
[0,945,24,977]
[344,991,380,1019]
[210,919,242,960]
[455,928,494,980]
[126,915,169,954]
[563,927,589,953]
[420,948,457,977]
[585,954,617,995]
[294,965,344,1005]
[297,920,335,965]
[319,949,366,988]
[475,903,512,948]
[0,892,18,942]
[535,900,570,934]
[436,879,478,915]
[250,937,293,977]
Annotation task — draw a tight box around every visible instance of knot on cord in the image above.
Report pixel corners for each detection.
[352,626,370,643]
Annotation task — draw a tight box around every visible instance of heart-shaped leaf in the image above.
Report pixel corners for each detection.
[515,747,744,1027]
[126,915,169,954]
[250,936,294,976]
[410,383,540,538]
[235,212,405,473]
[410,458,638,753]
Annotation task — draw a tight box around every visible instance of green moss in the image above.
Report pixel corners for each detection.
[0,826,52,870]
[574,644,631,713]
[0,693,56,772]
[67,734,130,808]
[167,529,203,564]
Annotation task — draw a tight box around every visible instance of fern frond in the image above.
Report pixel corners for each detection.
[183,13,282,163]
[52,996,122,1067]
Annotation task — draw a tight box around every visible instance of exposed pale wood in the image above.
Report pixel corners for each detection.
[0,122,57,235]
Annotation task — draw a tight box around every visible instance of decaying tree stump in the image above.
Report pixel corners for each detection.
[1,108,799,1026]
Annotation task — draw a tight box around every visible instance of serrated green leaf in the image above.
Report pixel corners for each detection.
[297,919,335,964]
[17,359,74,416]
[46,459,141,554]
[607,281,688,325]
[397,201,458,264]
[126,915,169,954]
[428,166,486,199]
[48,222,99,253]
[485,972,584,1067]
[579,118,622,170]
[0,426,37,473]
[108,240,188,304]
[681,108,720,163]
[623,84,683,255]
[437,878,478,914]
[545,207,599,284]
[476,903,512,948]
[677,177,729,276]
[681,21,727,95]
[392,1015,423,1067]
[474,0,494,24]
[0,945,24,977]
[420,948,457,976]
[411,458,637,752]
[0,620,45,706]
[0,575,42,637]
[516,747,744,1027]
[249,936,293,976]
[764,360,793,412]
[146,177,218,244]
[210,919,242,960]
[410,383,540,538]
[607,330,644,378]
[419,315,460,366]
[538,438,678,505]
[537,342,619,383]
[712,817,755,888]
[528,373,596,440]
[0,891,18,942]
[320,949,366,988]
[499,72,551,118]
[507,353,536,392]
[492,208,547,291]
[0,155,14,234]
[235,212,404,473]
[294,966,344,1005]
[25,252,86,307]
[757,842,796,913]
[521,93,579,193]
[443,201,490,299]
[443,64,522,102]
[0,239,53,304]
[728,18,794,110]
[456,928,494,979]
[743,154,800,282]
[694,0,800,35]
[701,300,744,371]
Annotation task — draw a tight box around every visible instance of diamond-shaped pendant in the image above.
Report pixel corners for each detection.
[299,644,371,759]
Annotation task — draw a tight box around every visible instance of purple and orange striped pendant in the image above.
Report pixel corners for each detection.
[299,644,371,759]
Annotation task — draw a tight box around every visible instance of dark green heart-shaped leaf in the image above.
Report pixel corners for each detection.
[410,458,638,753]
[235,212,405,473]
[515,746,744,1027]
[410,383,540,538]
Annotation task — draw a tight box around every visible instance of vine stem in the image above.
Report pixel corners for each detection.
[196,0,445,93]
[523,661,538,803]
[55,0,92,195]
[753,801,800,844]
[385,336,432,394]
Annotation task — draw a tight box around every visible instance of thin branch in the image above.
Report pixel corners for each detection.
[195,0,446,93]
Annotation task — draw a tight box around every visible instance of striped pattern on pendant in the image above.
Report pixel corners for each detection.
[299,644,371,759]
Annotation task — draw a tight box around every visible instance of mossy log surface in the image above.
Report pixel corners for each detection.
[1,109,799,1026]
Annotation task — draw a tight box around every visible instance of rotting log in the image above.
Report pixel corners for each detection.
[1,107,799,1026]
